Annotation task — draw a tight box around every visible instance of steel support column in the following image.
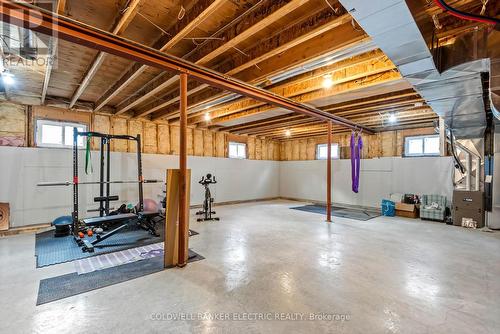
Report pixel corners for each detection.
[327,121,332,223]
[178,73,188,267]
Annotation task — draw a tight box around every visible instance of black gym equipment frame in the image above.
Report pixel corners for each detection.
[72,129,160,252]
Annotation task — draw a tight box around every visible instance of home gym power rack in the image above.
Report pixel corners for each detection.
[38,128,163,252]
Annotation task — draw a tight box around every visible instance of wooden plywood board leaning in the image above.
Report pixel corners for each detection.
[164,169,191,268]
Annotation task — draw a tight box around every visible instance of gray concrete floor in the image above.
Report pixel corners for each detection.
[1,199,500,334]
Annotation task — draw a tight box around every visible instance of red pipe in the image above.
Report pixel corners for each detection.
[433,0,499,25]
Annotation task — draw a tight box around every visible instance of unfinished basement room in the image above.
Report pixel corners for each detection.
[0,0,499,333]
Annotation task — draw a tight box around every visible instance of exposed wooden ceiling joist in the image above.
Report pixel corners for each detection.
[0,0,374,133]
[136,13,355,118]
[157,25,370,122]
[122,0,340,117]
[267,118,438,140]
[194,55,395,124]
[93,0,229,112]
[40,0,65,104]
[68,0,143,108]
[159,47,384,122]
[203,70,401,126]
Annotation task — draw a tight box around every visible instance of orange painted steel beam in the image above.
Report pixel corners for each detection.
[0,0,374,134]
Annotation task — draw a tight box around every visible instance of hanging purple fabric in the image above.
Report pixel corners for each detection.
[351,132,356,192]
[351,132,363,193]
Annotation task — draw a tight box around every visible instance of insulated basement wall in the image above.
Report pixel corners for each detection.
[0,102,26,146]
[280,157,454,208]
[279,127,438,160]
[0,104,281,161]
[0,146,280,228]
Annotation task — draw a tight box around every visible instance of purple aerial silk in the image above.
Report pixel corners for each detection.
[351,133,363,193]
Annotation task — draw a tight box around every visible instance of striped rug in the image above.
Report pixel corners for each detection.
[74,242,164,275]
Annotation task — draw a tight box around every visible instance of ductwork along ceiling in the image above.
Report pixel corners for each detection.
[338,0,498,139]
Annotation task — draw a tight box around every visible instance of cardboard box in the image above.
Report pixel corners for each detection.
[395,202,419,219]
[0,203,9,231]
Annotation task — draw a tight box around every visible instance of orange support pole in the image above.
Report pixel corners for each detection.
[178,73,188,267]
[326,121,332,222]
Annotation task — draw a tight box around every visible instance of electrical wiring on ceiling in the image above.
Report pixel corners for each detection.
[433,0,499,26]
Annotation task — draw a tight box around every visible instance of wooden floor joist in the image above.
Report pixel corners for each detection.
[94,0,228,112]
[205,70,401,126]
[118,0,312,116]
[40,0,64,104]
[68,0,143,108]
[184,51,391,125]
[136,14,357,118]
[0,0,374,133]
[157,29,370,122]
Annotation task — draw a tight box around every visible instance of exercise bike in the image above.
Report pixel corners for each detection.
[196,174,220,222]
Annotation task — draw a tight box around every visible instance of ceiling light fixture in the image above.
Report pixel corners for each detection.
[2,72,14,86]
[322,74,334,89]
[285,129,291,137]
[388,112,397,124]
[204,112,211,122]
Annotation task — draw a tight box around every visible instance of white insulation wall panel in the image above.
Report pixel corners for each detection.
[0,147,279,227]
[279,157,454,208]
[0,146,454,227]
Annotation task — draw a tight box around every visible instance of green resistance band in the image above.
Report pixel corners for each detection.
[85,135,93,175]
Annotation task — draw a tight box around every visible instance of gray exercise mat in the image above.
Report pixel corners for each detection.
[291,204,380,221]
[37,249,203,305]
[35,224,199,268]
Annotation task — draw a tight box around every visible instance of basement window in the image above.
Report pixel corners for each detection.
[404,135,440,157]
[228,142,247,159]
[316,143,339,160]
[36,119,87,149]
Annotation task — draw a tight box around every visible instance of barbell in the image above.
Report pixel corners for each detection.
[37,179,163,187]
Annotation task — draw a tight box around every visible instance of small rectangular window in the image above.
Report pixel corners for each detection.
[36,119,87,148]
[228,142,247,159]
[404,135,440,157]
[316,143,339,160]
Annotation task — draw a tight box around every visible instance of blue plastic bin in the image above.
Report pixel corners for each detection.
[381,199,395,217]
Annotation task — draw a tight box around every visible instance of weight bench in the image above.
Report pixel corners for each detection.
[137,211,161,237]
[79,213,138,253]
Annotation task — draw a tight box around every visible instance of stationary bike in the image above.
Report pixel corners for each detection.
[196,174,220,222]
